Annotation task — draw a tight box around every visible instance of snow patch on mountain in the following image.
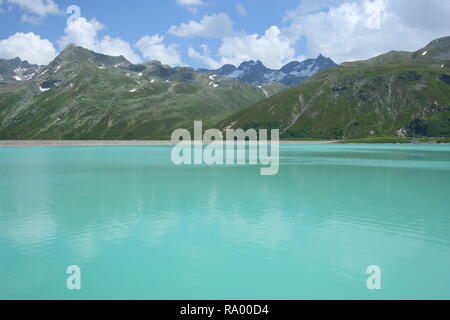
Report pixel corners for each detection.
[198,55,337,87]
[0,58,41,82]
[25,73,36,80]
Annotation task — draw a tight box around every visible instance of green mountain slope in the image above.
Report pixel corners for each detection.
[0,45,287,140]
[218,37,450,139]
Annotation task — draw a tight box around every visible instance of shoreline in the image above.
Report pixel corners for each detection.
[0,140,338,147]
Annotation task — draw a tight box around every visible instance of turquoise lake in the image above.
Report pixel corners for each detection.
[1,144,450,300]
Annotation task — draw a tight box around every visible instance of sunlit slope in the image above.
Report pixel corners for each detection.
[0,45,287,139]
[218,37,450,139]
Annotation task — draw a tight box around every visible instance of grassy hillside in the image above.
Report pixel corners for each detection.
[218,37,450,140]
[0,45,287,140]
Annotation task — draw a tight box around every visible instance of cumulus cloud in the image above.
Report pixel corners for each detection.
[286,0,450,63]
[57,5,141,63]
[169,13,235,38]
[0,32,57,65]
[218,26,296,69]
[188,44,222,69]
[189,26,296,69]
[172,12,299,68]
[135,34,182,66]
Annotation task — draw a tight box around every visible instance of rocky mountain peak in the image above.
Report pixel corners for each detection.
[0,57,41,82]
[198,55,337,87]
[55,44,130,68]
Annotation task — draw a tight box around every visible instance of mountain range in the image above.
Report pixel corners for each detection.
[218,36,450,139]
[198,55,337,87]
[1,37,449,140]
[0,44,286,139]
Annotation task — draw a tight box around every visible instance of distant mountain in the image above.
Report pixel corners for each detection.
[0,45,287,140]
[0,57,41,83]
[217,36,450,139]
[198,55,337,87]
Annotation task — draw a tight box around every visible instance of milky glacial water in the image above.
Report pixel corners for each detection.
[0,144,449,299]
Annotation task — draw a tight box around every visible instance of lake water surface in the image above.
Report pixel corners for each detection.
[1,144,450,299]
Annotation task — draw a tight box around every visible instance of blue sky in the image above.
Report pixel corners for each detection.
[1,0,450,68]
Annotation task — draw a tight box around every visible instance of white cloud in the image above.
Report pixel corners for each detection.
[286,0,348,17]
[0,32,57,65]
[57,5,141,63]
[135,34,182,66]
[286,0,450,63]
[177,0,202,5]
[7,0,61,24]
[188,44,222,69]
[236,4,247,16]
[169,13,235,38]
[189,26,297,69]
[219,26,296,69]
[176,0,203,13]
[173,12,299,69]
[21,13,43,24]
[7,0,60,16]
[95,36,142,63]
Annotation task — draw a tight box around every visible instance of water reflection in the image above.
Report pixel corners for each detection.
[1,145,450,299]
